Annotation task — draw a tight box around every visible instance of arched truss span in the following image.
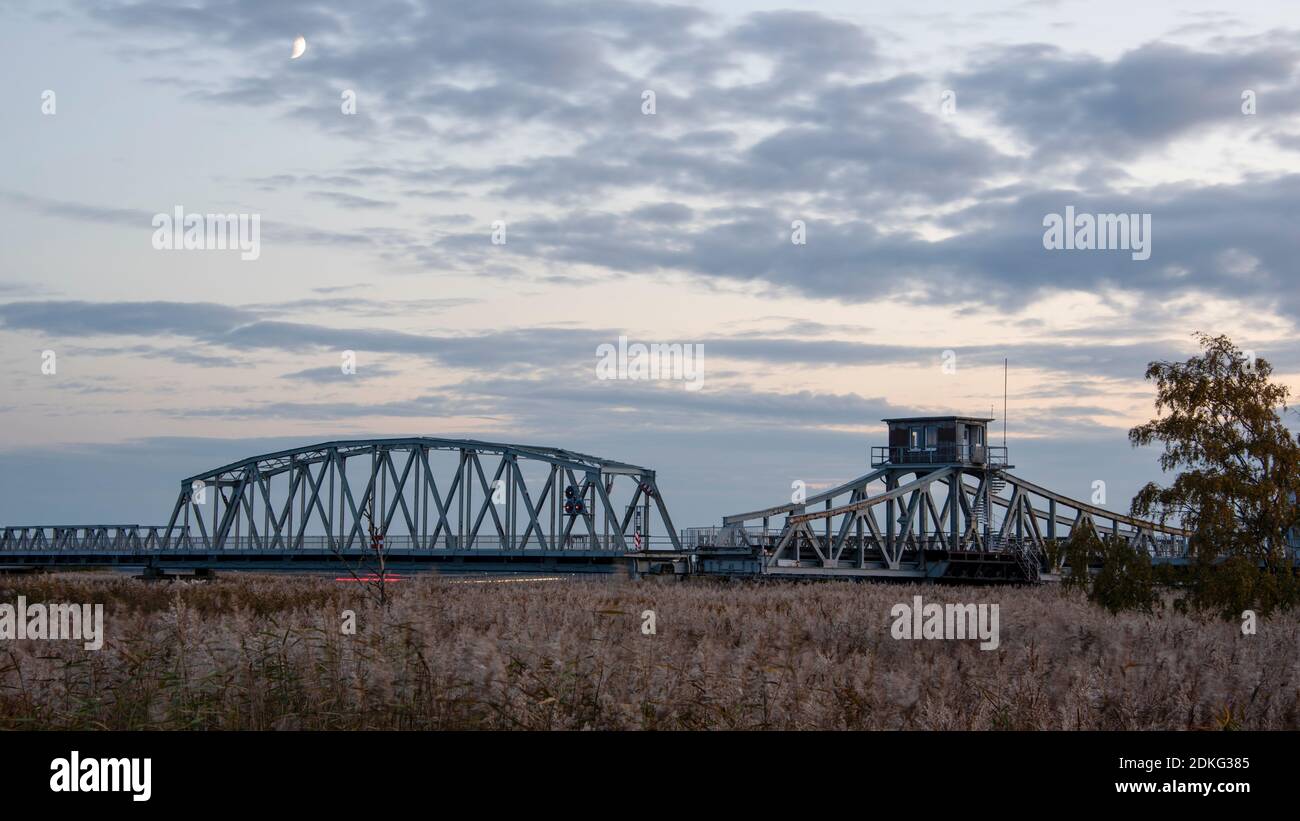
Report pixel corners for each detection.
[160,437,680,553]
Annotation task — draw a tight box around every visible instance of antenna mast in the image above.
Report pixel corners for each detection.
[1003,358,1008,447]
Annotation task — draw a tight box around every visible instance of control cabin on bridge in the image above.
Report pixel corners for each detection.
[871,416,1007,468]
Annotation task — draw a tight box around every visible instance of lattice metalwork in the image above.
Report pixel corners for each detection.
[716,461,1190,579]
[1,438,680,557]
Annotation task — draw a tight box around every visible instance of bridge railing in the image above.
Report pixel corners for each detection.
[870,445,1009,467]
[0,525,174,552]
[0,526,676,553]
[190,535,678,552]
[685,526,780,550]
[756,532,1196,559]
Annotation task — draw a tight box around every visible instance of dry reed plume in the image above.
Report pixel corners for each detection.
[0,572,1295,730]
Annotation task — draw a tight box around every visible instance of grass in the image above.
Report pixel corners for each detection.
[0,572,1295,730]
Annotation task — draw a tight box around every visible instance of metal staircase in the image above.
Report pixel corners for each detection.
[968,471,1037,577]
[972,471,1006,532]
[1012,540,1041,582]
[990,472,1007,497]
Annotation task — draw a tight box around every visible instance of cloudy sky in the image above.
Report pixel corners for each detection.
[1,0,1297,528]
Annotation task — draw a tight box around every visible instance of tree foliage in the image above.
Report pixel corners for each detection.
[1126,333,1300,616]
[1129,333,1300,569]
[1052,527,1158,614]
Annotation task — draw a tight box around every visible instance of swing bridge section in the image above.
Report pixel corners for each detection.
[693,451,1191,582]
[0,438,680,575]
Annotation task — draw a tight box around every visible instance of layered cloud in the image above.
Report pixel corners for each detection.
[2,0,1298,524]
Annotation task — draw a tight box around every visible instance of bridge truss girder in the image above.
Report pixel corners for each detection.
[156,437,679,553]
[721,464,1189,577]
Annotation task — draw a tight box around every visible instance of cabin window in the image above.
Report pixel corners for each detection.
[970,426,983,446]
[908,426,922,450]
[925,425,938,450]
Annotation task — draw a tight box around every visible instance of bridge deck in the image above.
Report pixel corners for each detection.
[0,546,640,574]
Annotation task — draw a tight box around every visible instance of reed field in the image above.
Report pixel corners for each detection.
[0,572,1295,730]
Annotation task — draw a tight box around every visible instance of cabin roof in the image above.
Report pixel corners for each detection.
[881,416,994,424]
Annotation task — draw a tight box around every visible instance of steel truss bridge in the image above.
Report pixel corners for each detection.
[0,433,1218,583]
[0,438,680,575]
[692,458,1192,582]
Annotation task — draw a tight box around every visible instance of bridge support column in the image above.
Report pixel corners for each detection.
[949,474,959,550]
[885,473,896,560]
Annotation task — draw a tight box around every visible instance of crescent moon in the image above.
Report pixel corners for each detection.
[290,36,307,59]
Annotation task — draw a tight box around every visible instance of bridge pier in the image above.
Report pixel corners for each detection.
[136,565,218,582]
[0,565,47,576]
